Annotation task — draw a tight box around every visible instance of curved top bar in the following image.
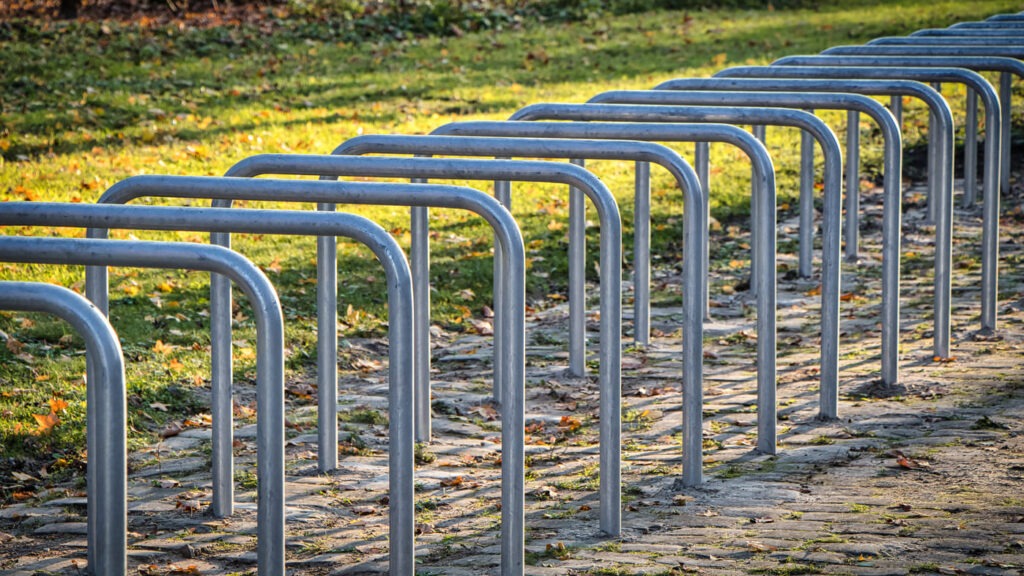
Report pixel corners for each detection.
[589,89,894,127]
[952,22,1024,29]
[780,53,1024,78]
[328,133,700,245]
[821,44,1024,58]
[912,28,1024,36]
[721,64,994,96]
[9,237,281,317]
[432,120,772,182]
[868,36,1024,45]
[333,133,692,176]
[0,281,126,576]
[656,76,942,102]
[220,156,618,229]
[510,103,834,138]
[711,68,956,131]
[97,175,512,227]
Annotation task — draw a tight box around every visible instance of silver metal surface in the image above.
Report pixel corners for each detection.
[86,176,522,576]
[712,68,955,360]
[765,59,1002,335]
[0,281,126,576]
[913,28,1024,36]
[329,132,707,486]
[34,196,415,576]
[819,47,1023,204]
[952,22,1024,29]
[226,154,622,538]
[436,119,776,479]
[508,103,840,422]
[777,53,1021,204]
[333,134,706,353]
[870,36,1024,45]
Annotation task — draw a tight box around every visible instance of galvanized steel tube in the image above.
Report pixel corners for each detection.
[613,85,904,385]
[766,60,1002,334]
[227,154,622,537]
[441,119,777,467]
[509,103,839,422]
[713,67,956,359]
[0,281,126,576]
[79,194,416,575]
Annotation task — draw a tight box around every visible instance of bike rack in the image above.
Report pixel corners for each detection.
[328,132,707,490]
[713,68,956,360]
[785,55,1018,206]
[988,13,1024,21]
[777,57,1004,203]
[591,89,887,265]
[913,28,1024,36]
[820,48,1021,203]
[5,202,415,576]
[952,22,1024,29]
[86,177,525,576]
[759,61,1002,335]
[0,280,126,576]
[326,136,701,358]
[507,105,830,302]
[590,87,902,387]
[870,36,1024,45]
[220,156,623,537]
[0,236,289,575]
[505,104,841,422]
[433,119,778,478]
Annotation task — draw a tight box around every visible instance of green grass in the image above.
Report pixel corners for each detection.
[1,0,1020,484]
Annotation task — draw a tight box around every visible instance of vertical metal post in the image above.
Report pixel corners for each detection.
[317,205,339,470]
[928,83,941,224]
[634,161,651,345]
[410,204,434,415]
[845,110,861,262]
[0,283,127,576]
[750,125,766,297]
[494,175,511,406]
[207,235,235,518]
[799,116,814,277]
[1001,72,1012,200]
[965,88,979,205]
[569,158,587,377]
[694,142,712,320]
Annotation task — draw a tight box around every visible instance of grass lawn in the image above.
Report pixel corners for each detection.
[0,0,1019,484]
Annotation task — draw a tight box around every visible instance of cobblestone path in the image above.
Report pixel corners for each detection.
[2,175,1023,575]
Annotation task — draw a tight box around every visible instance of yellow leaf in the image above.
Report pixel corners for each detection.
[153,340,173,355]
[168,358,184,372]
[711,52,727,67]
[32,411,60,434]
[49,397,69,413]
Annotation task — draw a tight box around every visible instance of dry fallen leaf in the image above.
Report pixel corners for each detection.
[160,421,184,439]
[7,473,34,487]
[176,499,203,513]
[746,540,778,553]
[152,340,173,355]
[48,397,68,413]
[32,411,60,434]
